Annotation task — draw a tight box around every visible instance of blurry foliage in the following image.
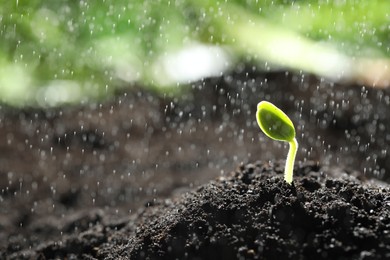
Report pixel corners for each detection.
[231,0,389,55]
[0,0,389,106]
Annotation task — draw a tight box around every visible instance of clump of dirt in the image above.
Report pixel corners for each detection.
[7,161,390,259]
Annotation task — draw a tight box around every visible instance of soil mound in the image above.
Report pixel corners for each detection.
[9,161,389,259]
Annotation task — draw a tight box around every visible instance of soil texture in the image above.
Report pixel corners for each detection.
[7,161,390,259]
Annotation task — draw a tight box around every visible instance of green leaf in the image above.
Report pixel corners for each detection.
[256,101,295,142]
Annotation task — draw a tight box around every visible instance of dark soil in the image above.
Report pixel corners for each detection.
[1,68,390,259]
[6,161,390,260]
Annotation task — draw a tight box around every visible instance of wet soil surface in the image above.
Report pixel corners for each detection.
[7,161,390,259]
[1,68,390,259]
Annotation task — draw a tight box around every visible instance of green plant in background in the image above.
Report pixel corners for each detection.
[1,0,389,106]
[256,101,298,184]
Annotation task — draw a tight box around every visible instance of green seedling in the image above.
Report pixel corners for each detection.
[256,101,298,184]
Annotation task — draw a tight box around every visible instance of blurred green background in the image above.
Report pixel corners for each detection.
[1,0,389,106]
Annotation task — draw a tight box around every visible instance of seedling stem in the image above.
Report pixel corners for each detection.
[285,137,298,184]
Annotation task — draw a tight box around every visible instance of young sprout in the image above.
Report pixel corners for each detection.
[256,101,298,184]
